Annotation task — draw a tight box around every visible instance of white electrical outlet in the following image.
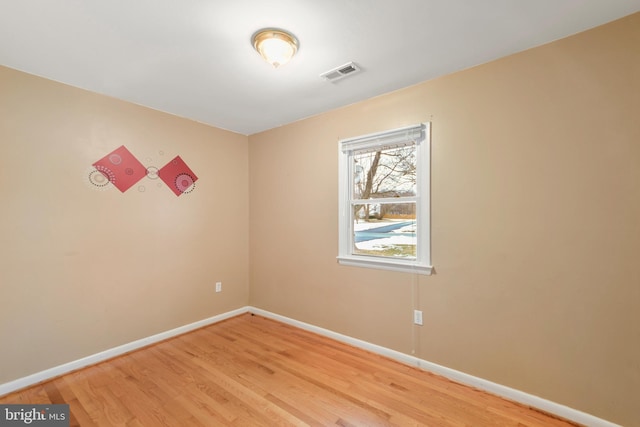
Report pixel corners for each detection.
[215,282,222,293]
[414,309,423,326]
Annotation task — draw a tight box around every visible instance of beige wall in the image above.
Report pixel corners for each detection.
[249,13,640,426]
[0,66,249,383]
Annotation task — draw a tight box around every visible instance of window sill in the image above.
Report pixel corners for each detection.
[337,255,433,275]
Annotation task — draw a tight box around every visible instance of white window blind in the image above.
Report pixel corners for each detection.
[340,124,425,154]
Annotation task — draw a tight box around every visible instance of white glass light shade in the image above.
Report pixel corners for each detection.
[252,29,298,68]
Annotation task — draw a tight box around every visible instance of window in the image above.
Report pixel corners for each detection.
[338,123,432,274]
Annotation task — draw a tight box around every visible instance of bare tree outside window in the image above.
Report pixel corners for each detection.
[352,144,417,258]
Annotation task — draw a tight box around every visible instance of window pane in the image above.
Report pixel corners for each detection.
[353,144,417,199]
[353,203,416,259]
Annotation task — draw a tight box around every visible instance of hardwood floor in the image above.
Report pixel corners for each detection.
[0,314,579,426]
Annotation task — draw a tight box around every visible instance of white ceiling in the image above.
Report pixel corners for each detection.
[1,1,639,135]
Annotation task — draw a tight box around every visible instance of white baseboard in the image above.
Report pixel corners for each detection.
[0,305,620,427]
[249,307,621,427]
[0,306,250,396]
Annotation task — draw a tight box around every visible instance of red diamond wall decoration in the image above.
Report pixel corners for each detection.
[92,145,147,193]
[158,155,198,196]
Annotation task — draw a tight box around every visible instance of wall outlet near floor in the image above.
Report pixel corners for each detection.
[413,309,423,326]
[215,282,222,293]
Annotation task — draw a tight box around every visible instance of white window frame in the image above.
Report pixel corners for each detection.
[337,122,432,275]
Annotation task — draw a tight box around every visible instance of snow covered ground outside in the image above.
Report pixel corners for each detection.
[354,220,416,252]
[353,219,415,232]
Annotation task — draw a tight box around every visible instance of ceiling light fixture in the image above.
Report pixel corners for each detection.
[251,28,299,68]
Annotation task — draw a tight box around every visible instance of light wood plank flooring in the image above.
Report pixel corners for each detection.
[0,314,579,426]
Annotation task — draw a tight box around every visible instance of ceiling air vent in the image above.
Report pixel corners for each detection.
[320,62,361,83]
